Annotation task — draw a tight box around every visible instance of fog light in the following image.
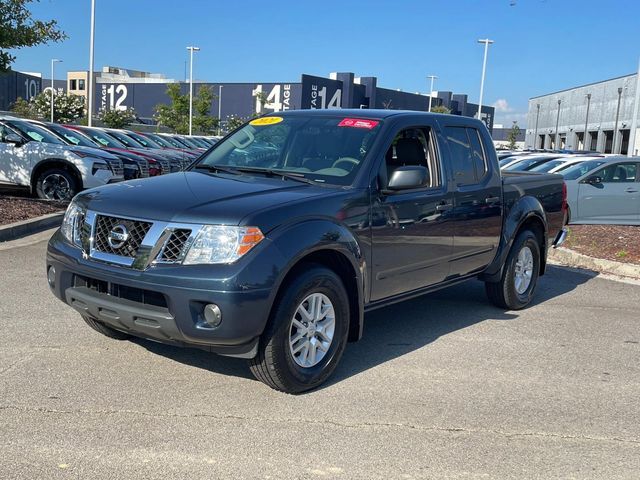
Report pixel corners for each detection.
[203,304,222,328]
[47,265,56,288]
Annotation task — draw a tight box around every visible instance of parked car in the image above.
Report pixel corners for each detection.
[99,128,186,172]
[27,120,151,180]
[0,117,123,200]
[66,125,171,175]
[562,156,639,225]
[46,110,566,393]
[528,155,604,174]
[120,130,198,167]
[503,154,569,172]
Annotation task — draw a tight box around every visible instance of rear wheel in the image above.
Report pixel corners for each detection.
[485,229,541,310]
[81,315,131,340]
[249,265,349,393]
[35,168,78,201]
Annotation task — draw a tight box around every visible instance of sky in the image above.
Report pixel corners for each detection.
[9,0,640,127]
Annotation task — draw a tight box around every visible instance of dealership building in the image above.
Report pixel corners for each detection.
[1,66,494,130]
[526,72,640,154]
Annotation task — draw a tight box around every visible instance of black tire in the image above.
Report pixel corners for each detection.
[249,265,350,394]
[81,315,131,340]
[485,229,541,310]
[35,168,78,201]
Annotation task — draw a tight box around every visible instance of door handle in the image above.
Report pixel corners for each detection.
[625,188,638,193]
[436,202,453,212]
[485,196,501,204]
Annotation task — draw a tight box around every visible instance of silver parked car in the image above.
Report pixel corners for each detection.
[562,156,639,225]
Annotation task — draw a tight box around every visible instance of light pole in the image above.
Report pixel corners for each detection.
[613,87,623,153]
[427,75,437,112]
[629,58,640,157]
[554,99,561,149]
[584,93,591,150]
[50,59,62,123]
[87,0,96,126]
[217,85,223,135]
[187,46,200,136]
[477,38,494,122]
[534,103,540,148]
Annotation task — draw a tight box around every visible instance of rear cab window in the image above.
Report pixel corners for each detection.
[443,126,488,186]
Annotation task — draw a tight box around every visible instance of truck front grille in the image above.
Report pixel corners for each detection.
[138,159,150,178]
[158,229,192,262]
[158,159,171,174]
[73,274,168,308]
[93,215,152,257]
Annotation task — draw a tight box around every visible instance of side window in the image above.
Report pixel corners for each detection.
[383,127,440,189]
[594,163,637,183]
[467,128,488,180]
[444,126,476,185]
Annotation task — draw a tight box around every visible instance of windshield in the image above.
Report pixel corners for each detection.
[81,128,127,148]
[126,131,162,149]
[499,156,520,167]
[196,115,382,185]
[529,159,566,173]
[561,160,607,180]
[168,135,191,148]
[9,121,65,145]
[162,135,185,149]
[145,133,174,148]
[105,130,144,148]
[179,136,202,148]
[506,156,558,172]
[49,125,99,148]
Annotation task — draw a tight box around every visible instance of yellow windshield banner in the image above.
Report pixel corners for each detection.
[249,116,284,126]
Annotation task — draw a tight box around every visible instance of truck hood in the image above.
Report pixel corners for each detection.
[77,171,332,225]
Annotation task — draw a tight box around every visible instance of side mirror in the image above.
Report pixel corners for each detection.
[386,166,429,191]
[585,175,602,185]
[3,133,23,145]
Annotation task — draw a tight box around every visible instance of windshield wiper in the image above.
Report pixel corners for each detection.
[193,164,241,176]
[232,166,317,185]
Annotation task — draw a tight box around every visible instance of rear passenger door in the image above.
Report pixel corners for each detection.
[442,125,503,277]
[577,162,640,223]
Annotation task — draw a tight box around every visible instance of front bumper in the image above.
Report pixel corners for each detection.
[46,230,280,358]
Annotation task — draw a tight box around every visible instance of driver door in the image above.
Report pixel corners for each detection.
[0,123,29,186]
[577,162,640,223]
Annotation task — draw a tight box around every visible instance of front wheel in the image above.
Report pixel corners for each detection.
[249,265,349,393]
[485,229,541,310]
[35,168,78,201]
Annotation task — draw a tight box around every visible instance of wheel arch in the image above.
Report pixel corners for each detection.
[30,158,84,193]
[266,220,366,343]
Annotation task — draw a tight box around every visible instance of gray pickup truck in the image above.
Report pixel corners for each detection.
[46,110,567,393]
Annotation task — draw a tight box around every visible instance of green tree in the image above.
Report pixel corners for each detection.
[31,89,84,123]
[225,115,246,131]
[430,105,451,114]
[0,0,67,72]
[11,89,84,123]
[507,121,521,149]
[98,107,137,129]
[154,83,218,134]
[9,97,36,118]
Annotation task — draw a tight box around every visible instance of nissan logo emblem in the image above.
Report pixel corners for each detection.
[107,224,129,249]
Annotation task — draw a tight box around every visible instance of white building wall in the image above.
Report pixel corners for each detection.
[525,74,639,154]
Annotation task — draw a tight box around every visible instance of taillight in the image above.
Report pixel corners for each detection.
[561,181,568,221]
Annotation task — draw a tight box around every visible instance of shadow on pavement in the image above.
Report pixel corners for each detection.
[133,265,596,388]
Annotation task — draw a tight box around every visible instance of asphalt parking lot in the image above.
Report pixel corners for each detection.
[1,231,639,479]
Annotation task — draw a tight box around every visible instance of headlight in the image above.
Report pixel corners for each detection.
[183,226,264,264]
[92,161,111,175]
[61,200,85,246]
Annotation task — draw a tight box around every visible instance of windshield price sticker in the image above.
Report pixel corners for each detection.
[249,116,284,126]
[338,118,379,129]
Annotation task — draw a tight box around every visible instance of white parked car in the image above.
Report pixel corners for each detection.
[528,155,605,174]
[0,117,124,200]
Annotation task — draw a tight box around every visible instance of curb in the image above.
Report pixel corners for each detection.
[549,247,640,280]
[0,212,64,243]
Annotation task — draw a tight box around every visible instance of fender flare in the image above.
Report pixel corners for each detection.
[481,195,549,282]
[30,158,84,191]
[265,218,366,342]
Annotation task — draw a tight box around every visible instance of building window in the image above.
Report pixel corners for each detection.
[588,131,598,151]
[70,79,77,90]
[620,129,630,155]
[575,132,584,150]
[603,130,614,154]
[537,134,544,149]
[78,79,86,91]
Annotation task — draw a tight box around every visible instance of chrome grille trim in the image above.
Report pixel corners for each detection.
[81,209,203,270]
